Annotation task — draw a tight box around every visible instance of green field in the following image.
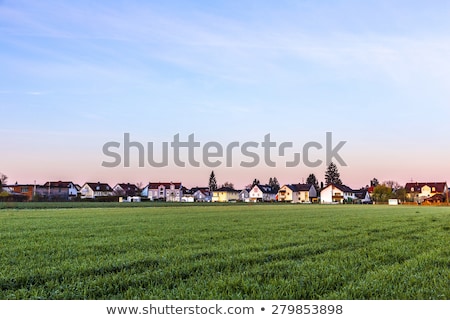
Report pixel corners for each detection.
[1,204,449,299]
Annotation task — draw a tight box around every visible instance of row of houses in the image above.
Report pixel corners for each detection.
[213,181,449,204]
[213,183,370,204]
[3,181,206,203]
[3,180,448,204]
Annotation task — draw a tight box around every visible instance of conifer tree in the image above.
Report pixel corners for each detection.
[269,177,280,191]
[306,173,320,192]
[324,162,342,185]
[208,171,217,191]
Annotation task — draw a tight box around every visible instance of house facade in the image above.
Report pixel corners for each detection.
[191,187,211,202]
[248,184,277,202]
[5,184,43,201]
[320,184,356,204]
[181,193,195,202]
[0,186,28,201]
[277,184,317,203]
[239,189,250,202]
[212,187,239,202]
[404,182,448,203]
[141,182,183,202]
[80,182,114,199]
[354,189,372,203]
[43,181,79,200]
[113,183,140,197]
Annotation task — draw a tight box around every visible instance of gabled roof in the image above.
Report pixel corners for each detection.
[295,183,313,192]
[182,187,193,195]
[282,183,313,192]
[7,183,38,187]
[191,188,209,197]
[405,182,447,193]
[323,183,354,193]
[43,181,76,188]
[115,183,139,190]
[84,182,112,191]
[114,183,140,196]
[354,189,369,200]
[193,188,210,196]
[191,187,210,193]
[216,186,238,192]
[146,182,182,189]
[254,184,278,194]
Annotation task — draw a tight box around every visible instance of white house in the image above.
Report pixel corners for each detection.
[141,182,183,202]
[320,184,356,204]
[191,188,211,202]
[181,194,195,202]
[80,182,114,199]
[277,184,317,203]
[248,184,277,202]
[119,196,141,202]
[354,189,372,203]
[239,189,250,202]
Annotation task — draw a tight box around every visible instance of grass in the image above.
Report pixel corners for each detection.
[0,201,199,209]
[0,204,449,299]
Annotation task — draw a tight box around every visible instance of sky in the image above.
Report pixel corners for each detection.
[1,0,450,189]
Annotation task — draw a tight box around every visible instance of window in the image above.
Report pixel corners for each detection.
[21,187,29,193]
[432,187,436,192]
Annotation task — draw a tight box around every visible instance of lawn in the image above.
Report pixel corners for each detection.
[0,204,449,299]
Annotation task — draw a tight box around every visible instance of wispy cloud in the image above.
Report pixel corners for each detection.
[3,1,450,90]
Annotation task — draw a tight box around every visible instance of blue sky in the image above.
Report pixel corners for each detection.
[1,0,450,188]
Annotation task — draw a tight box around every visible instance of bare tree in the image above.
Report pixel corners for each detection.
[383,180,401,191]
[221,181,234,189]
[0,173,7,192]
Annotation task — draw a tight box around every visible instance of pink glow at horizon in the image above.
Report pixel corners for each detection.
[3,148,449,189]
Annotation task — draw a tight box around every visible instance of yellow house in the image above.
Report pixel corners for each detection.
[212,187,239,202]
[405,182,448,203]
[277,184,317,203]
